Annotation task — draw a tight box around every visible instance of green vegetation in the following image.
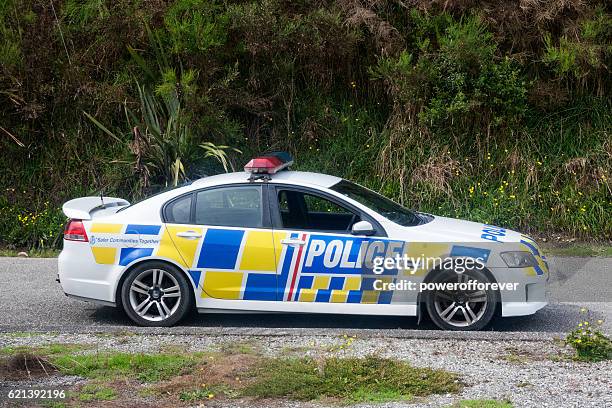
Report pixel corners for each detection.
[243,355,460,403]
[566,319,612,362]
[77,383,117,401]
[1,1,610,250]
[0,343,461,404]
[52,352,200,382]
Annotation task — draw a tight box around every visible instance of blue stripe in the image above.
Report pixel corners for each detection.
[125,224,161,235]
[294,275,313,301]
[520,239,541,257]
[347,290,362,303]
[243,274,277,301]
[197,229,244,269]
[119,247,153,266]
[378,290,393,304]
[187,270,201,286]
[533,264,545,276]
[450,246,491,262]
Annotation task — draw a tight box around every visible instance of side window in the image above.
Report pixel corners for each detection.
[195,186,263,228]
[165,194,192,224]
[277,189,358,231]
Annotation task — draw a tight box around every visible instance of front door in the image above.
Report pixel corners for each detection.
[270,187,401,305]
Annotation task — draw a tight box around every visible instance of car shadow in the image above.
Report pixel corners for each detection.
[88,302,602,333]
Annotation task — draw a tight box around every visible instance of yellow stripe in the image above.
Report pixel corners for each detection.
[156,227,189,268]
[201,271,244,299]
[165,225,204,268]
[344,276,361,291]
[312,276,330,290]
[330,290,348,303]
[361,290,379,304]
[90,223,123,233]
[91,247,116,264]
[239,231,284,272]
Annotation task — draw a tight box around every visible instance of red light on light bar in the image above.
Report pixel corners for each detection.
[244,155,288,174]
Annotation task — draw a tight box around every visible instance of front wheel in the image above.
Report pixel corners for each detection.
[120,262,193,327]
[425,269,499,331]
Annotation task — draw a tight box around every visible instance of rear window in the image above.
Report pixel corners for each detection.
[165,194,192,224]
[195,186,262,228]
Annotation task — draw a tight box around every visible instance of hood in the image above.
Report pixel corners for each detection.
[411,215,524,243]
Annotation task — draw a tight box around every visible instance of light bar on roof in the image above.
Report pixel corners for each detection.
[244,152,293,175]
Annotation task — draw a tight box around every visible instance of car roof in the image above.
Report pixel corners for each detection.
[191,171,342,189]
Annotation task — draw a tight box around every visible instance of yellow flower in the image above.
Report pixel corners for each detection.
[208,393,214,399]
[575,339,581,343]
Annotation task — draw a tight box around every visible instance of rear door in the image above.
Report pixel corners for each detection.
[165,184,281,301]
[269,186,401,305]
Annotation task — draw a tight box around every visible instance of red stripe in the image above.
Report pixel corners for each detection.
[287,234,307,301]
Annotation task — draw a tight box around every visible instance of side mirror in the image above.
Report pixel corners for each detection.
[351,220,375,236]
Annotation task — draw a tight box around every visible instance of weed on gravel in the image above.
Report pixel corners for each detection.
[242,355,461,403]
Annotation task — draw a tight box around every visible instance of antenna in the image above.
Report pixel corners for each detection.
[100,191,105,207]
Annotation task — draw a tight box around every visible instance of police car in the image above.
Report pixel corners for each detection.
[58,153,548,330]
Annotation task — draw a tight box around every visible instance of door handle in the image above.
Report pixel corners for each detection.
[176,231,202,240]
[281,238,307,246]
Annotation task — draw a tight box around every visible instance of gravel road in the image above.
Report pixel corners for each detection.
[0,256,609,339]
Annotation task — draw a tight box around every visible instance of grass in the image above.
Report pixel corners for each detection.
[242,355,461,403]
[218,340,258,355]
[52,352,201,382]
[1,344,461,404]
[449,400,513,408]
[77,383,117,401]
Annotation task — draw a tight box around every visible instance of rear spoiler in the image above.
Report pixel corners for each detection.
[62,197,130,220]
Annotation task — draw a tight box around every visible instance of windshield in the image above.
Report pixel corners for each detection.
[330,180,421,227]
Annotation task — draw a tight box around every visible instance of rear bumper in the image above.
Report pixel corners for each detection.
[58,240,119,303]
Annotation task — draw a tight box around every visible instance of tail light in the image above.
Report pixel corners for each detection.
[64,219,89,242]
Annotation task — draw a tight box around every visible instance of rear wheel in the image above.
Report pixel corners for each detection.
[120,262,193,327]
[425,269,498,331]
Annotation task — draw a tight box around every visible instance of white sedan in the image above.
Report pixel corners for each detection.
[58,153,548,330]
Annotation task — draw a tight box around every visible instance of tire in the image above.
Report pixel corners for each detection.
[425,268,499,331]
[120,262,193,327]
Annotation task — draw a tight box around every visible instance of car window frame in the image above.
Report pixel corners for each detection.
[161,183,271,229]
[267,184,387,236]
